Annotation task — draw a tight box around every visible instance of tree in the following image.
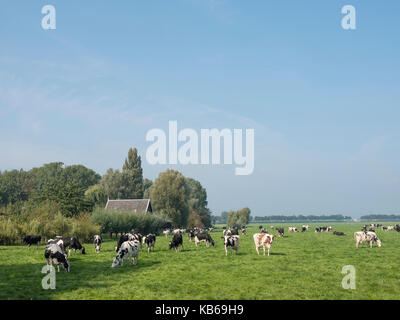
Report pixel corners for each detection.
[150,169,189,227]
[101,148,144,200]
[143,178,153,199]
[185,177,211,227]
[85,184,108,208]
[122,147,144,199]
[227,207,251,227]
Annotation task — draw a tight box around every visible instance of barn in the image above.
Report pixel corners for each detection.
[105,199,153,213]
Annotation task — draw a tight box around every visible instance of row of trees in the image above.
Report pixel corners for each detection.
[0,201,100,245]
[0,148,214,238]
[252,214,352,222]
[360,215,400,221]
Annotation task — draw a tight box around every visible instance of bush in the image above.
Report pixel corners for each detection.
[91,208,171,235]
[0,217,20,245]
[71,213,100,242]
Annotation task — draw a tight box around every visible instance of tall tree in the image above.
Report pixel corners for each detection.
[101,148,144,200]
[150,169,189,227]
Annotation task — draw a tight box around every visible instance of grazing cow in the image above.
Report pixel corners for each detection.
[111,240,140,267]
[194,232,215,247]
[169,233,183,252]
[115,233,142,252]
[224,235,240,256]
[395,225,400,233]
[326,226,332,232]
[188,229,196,242]
[301,226,307,232]
[333,231,345,236]
[241,227,246,236]
[163,229,171,237]
[94,235,102,253]
[144,234,156,252]
[302,225,310,230]
[253,233,274,256]
[44,243,70,272]
[315,227,321,233]
[61,237,86,256]
[276,227,284,237]
[382,226,388,231]
[288,227,298,232]
[22,235,41,248]
[354,231,382,248]
[387,226,395,231]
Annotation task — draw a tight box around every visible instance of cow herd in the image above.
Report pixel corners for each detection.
[20,222,399,273]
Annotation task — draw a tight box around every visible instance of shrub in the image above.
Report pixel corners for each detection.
[91,208,171,235]
[0,217,20,245]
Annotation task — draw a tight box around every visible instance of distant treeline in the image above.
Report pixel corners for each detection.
[360,215,400,221]
[252,215,352,222]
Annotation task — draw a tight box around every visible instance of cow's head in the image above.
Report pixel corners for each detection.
[63,259,70,272]
[376,238,382,247]
[111,256,121,268]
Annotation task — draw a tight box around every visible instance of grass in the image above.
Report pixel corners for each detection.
[0,222,399,300]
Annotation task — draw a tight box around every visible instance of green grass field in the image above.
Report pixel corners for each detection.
[1,223,399,300]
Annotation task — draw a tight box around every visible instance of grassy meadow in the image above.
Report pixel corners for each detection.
[0,222,399,300]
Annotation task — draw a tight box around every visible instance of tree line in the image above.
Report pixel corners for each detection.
[0,147,215,243]
[360,214,400,221]
[252,214,352,222]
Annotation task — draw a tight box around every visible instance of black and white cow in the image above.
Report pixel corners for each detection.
[354,231,382,248]
[94,235,102,253]
[223,235,240,256]
[22,235,41,248]
[44,243,70,272]
[188,229,196,242]
[333,231,345,236]
[62,237,86,256]
[194,232,215,247]
[143,234,156,252]
[115,233,143,252]
[241,227,246,236]
[169,233,183,252]
[275,227,284,237]
[111,240,140,267]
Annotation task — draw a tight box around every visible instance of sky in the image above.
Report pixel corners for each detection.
[0,1,399,218]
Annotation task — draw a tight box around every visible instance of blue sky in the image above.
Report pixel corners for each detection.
[1,1,399,218]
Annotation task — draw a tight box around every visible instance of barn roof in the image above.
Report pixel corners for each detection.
[105,199,152,213]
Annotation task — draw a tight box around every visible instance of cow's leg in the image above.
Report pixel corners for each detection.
[263,246,266,256]
[57,264,60,272]
[255,246,259,255]
[225,246,228,256]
